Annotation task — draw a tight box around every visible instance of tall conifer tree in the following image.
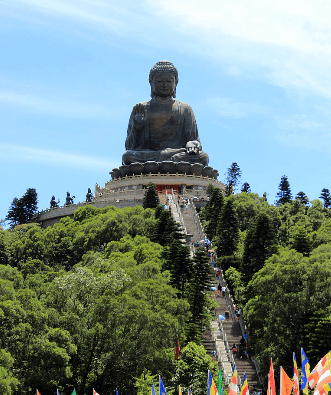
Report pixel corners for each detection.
[275,175,292,206]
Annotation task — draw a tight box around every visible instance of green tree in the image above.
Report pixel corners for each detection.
[202,188,224,241]
[275,175,292,206]
[241,182,251,193]
[224,162,242,195]
[319,188,331,208]
[242,212,278,282]
[289,224,312,256]
[163,239,193,298]
[295,191,309,206]
[215,199,239,256]
[245,246,331,380]
[6,188,38,228]
[186,248,213,341]
[152,207,183,246]
[0,349,19,394]
[143,183,160,209]
[134,370,158,395]
[173,342,219,395]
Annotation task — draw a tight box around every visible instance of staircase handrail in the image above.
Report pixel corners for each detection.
[188,197,206,241]
[218,269,236,321]
[218,269,264,388]
[166,189,188,236]
[218,317,243,388]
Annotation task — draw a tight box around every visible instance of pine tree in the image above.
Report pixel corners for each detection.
[6,188,38,228]
[241,182,251,193]
[319,188,331,208]
[163,239,193,298]
[216,199,240,256]
[142,182,160,209]
[187,248,212,341]
[203,188,224,240]
[152,207,183,246]
[275,175,292,206]
[242,212,278,282]
[224,162,242,195]
[295,191,309,206]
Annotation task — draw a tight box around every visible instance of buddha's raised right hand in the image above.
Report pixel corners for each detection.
[133,103,147,131]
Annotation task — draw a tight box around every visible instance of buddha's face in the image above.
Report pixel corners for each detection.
[151,73,176,98]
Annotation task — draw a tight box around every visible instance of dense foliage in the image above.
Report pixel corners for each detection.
[200,186,331,383]
[0,205,216,395]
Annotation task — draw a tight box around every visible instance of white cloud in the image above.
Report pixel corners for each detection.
[275,114,331,152]
[3,0,331,99]
[0,90,117,119]
[205,96,268,118]
[0,143,117,171]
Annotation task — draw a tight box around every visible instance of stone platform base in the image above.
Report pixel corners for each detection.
[110,161,219,180]
[36,173,224,228]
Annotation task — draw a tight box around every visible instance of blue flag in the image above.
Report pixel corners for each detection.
[301,348,310,394]
[57,390,60,395]
[116,389,119,395]
[151,381,156,395]
[159,376,167,395]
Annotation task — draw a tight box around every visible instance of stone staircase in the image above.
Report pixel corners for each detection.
[162,189,262,392]
[205,272,262,392]
[177,197,205,244]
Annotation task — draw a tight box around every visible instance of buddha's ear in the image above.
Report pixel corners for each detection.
[150,86,155,98]
[173,87,176,98]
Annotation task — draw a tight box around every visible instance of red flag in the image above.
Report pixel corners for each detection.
[37,391,41,395]
[175,336,180,360]
[309,353,329,389]
[280,367,293,395]
[228,365,238,395]
[268,359,276,395]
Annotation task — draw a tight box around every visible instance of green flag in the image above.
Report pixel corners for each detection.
[71,389,76,395]
[218,369,222,394]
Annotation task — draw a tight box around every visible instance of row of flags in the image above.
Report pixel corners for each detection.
[267,349,331,395]
[35,349,331,395]
[217,348,331,395]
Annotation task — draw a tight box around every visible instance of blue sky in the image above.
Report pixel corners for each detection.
[2,0,331,223]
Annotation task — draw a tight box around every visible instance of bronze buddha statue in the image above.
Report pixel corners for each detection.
[122,61,209,166]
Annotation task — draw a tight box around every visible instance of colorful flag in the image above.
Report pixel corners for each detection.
[301,348,310,395]
[267,359,276,395]
[159,376,167,395]
[175,336,180,360]
[218,368,223,395]
[37,391,41,395]
[313,356,331,395]
[151,381,156,395]
[188,389,192,395]
[93,390,100,395]
[179,386,182,395]
[57,390,61,395]
[309,353,329,389]
[293,353,300,395]
[228,364,238,395]
[207,370,219,395]
[71,389,76,395]
[280,367,293,395]
[240,372,249,395]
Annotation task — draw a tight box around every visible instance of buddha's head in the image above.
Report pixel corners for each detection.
[149,61,178,98]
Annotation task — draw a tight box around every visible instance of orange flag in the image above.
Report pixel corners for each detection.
[268,359,276,395]
[280,367,293,395]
